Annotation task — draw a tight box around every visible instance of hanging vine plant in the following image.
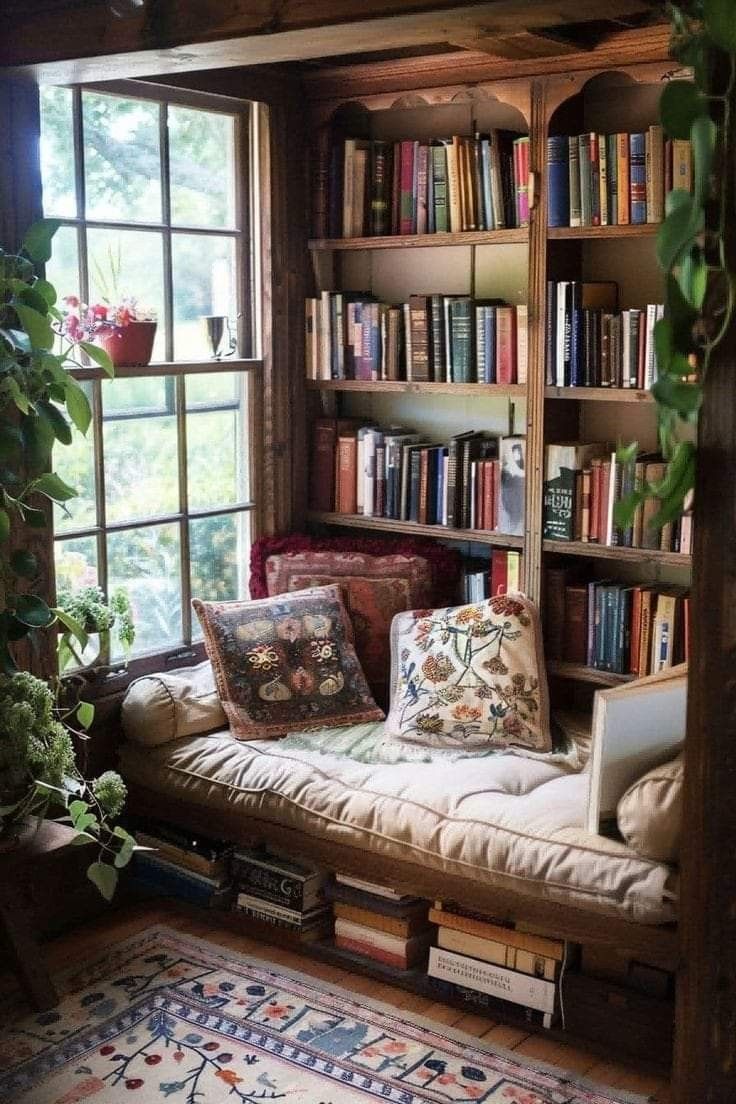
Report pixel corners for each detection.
[616,0,734,531]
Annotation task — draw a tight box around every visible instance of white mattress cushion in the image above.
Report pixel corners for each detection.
[119,727,676,925]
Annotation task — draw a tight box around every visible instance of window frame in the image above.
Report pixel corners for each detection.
[44,79,264,686]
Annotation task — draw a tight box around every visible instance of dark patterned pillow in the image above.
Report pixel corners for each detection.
[193,585,383,740]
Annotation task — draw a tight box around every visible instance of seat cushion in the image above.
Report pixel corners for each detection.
[119,728,676,925]
[617,752,683,863]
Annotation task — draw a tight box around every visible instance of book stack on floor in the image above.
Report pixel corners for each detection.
[546,127,691,228]
[545,280,663,389]
[462,552,523,601]
[545,568,690,676]
[310,418,526,538]
[542,442,693,554]
[305,293,527,385]
[312,129,529,239]
[426,901,567,1028]
[132,821,234,909]
[327,875,432,969]
[232,848,332,942]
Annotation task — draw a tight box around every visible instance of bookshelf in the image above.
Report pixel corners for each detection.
[302,48,692,694]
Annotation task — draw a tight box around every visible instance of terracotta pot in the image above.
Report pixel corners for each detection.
[98,321,157,368]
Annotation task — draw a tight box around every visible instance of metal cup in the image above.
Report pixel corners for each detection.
[202,315,236,359]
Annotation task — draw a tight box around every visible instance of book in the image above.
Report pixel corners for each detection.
[235,896,332,937]
[326,879,428,918]
[568,135,581,227]
[336,433,358,514]
[437,926,558,981]
[310,418,337,511]
[547,135,569,227]
[498,436,525,537]
[335,918,431,968]
[428,945,556,1014]
[135,831,230,881]
[426,975,552,1028]
[333,902,429,939]
[543,442,608,541]
[232,849,327,912]
[629,132,647,224]
[133,853,232,908]
[429,905,565,960]
[334,873,414,901]
[617,132,630,225]
[646,124,664,224]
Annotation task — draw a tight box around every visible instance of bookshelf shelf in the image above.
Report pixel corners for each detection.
[542,540,692,568]
[308,229,529,251]
[306,379,527,396]
[547,661,635,687]
[546,224,659,242]
[308,511,525,548]
[544,387,653,404]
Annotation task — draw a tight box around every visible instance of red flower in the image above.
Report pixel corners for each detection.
[89,303,108,320]
[63,294,80,308]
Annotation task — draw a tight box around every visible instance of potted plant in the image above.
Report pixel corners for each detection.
[61,295,157,368]
[0,217,137,898]
[56,585,136,672]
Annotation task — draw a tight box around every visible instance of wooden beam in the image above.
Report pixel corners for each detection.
[450,30,590,60]
[0,1,665,83]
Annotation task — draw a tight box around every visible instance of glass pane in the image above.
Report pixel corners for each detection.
[169,105,236,229]
[103,379,178,523]
[172,233,236,361]
[186,371,239,408]
[53,385,96,533]
[186,374,248,509]
[40,86,77,218]
[103,375,173,417]
[45,225,81,307]
[190,512,250,610]
[107,523,182,656]
[87,227,166,360]
[54,535,98,595]
[82,90,162,223]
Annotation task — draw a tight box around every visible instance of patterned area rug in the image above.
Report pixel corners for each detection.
[0,927,646,1104]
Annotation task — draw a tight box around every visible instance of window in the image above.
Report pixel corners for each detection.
[40,83,260,668]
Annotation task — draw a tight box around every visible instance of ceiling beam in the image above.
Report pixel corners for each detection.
[0,0,663,83]
[449,30,591,60]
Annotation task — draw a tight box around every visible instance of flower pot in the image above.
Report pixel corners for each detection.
[98,321,157,368]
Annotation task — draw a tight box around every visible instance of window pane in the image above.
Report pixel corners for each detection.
[186,371,239,408]
[169,106,236,229]
[103,375,173,417]
[107,523,182,656]
[103,379,178,523]
[40,86,77,218]
[54,535,98,594]
[172,234,236,361]
[87,227,166,360]
[186,373,248,509]
[53,387,96,533]
[45,225,80,307]
[82,91,162,223]
[190,512,250,608]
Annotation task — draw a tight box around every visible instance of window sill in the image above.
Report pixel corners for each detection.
[69,358,262,381]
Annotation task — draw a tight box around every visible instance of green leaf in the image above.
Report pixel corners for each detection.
[7,377,30,415]
[10,550,37,579]
[53,607,88,650]
[33,471,77,503]
[77,700,95,730]
[691,113,716,207]
[21,220,61,265]
[13,304,54,350]
[37,400,72,445]
[652,375,703,415]
[63,379,92,434]
[79,341,114,377]
[657,193,703,271]
[704,0,736,50]
[16,285,53,316]
[114,834,137,869]
[678,249,708,310]
[34,278,57,306]
[0,509,10,542]
[69,799,88,822]
[616,440,639,464]
[14,594,55,628]
[660,80,705,139]
[0,424,23,463]
[87,860,118,902]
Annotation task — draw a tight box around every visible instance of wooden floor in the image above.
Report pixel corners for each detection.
[20,902,671,1102]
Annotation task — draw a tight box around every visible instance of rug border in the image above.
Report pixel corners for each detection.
[71,923,652,1104]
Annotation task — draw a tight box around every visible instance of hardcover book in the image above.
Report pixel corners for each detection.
[428,946,556,1014]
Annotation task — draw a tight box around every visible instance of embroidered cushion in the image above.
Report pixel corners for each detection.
[193,585,383,740]
[265,550,432,697]
[383,593,551,753]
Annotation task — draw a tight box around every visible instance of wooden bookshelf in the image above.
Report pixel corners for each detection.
[307,511,525,548]
[308,228,528,251]
[307,379,526,396]
[542,540,692,568]
[547,661,635,687]
[547,224,659,241]
[545,386,653,403]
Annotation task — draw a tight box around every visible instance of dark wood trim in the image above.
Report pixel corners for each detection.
[307,510,525,548]
[128,782,679,972]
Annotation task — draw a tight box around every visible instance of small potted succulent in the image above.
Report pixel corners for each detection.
[56,585,136,672]
[61,295,157,368]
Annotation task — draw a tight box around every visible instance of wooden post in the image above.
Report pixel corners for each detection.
[674,49,736,1104]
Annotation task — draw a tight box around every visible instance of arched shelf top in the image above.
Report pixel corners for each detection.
[545,61,681,123]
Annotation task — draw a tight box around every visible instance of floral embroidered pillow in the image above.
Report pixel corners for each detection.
[383,594,551,753]
[193,585,383,740]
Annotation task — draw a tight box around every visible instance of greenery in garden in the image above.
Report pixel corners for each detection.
[616,0,735,531]
[56,584,136,671]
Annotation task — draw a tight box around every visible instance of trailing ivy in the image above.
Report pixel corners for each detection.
[616,0,733,532]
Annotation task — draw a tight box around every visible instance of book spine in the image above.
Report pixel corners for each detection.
[563,585,588,665]
[416,144,429,235]
[516,136,530,228]
[408,296,431,381]
[617,132,630,225]
[568,136,581,228]
[546,135,570,228]
[629,133,647,224]
[606,133,618,224]
[336,435,357,514]
[598,133,608,226]
[312,125,331,239]
[545,280,556,386]
[447,138,462,233]
[589,132,600,226]
[450,299,473,384]
[399,140,415,235]
[579,135,592,227]
[310,420,337,511]
[496,306,516,384]
[431,145,449,233]
[516,304,528,386]
[427,976,551,1028]
[428,946,556,1014]
[370,140,389,236]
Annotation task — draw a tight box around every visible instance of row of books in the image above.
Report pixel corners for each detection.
[132,821,235,908]
[328,875,432,969]
[313,130,529,240]
[547,127,691,228]
[543,443,693,553]
[462,551,523,603]
[305,292,528,385]
[546,572,690,676]
[545,280,663,390]
[310,418,526,537]
[232,848,332,940]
